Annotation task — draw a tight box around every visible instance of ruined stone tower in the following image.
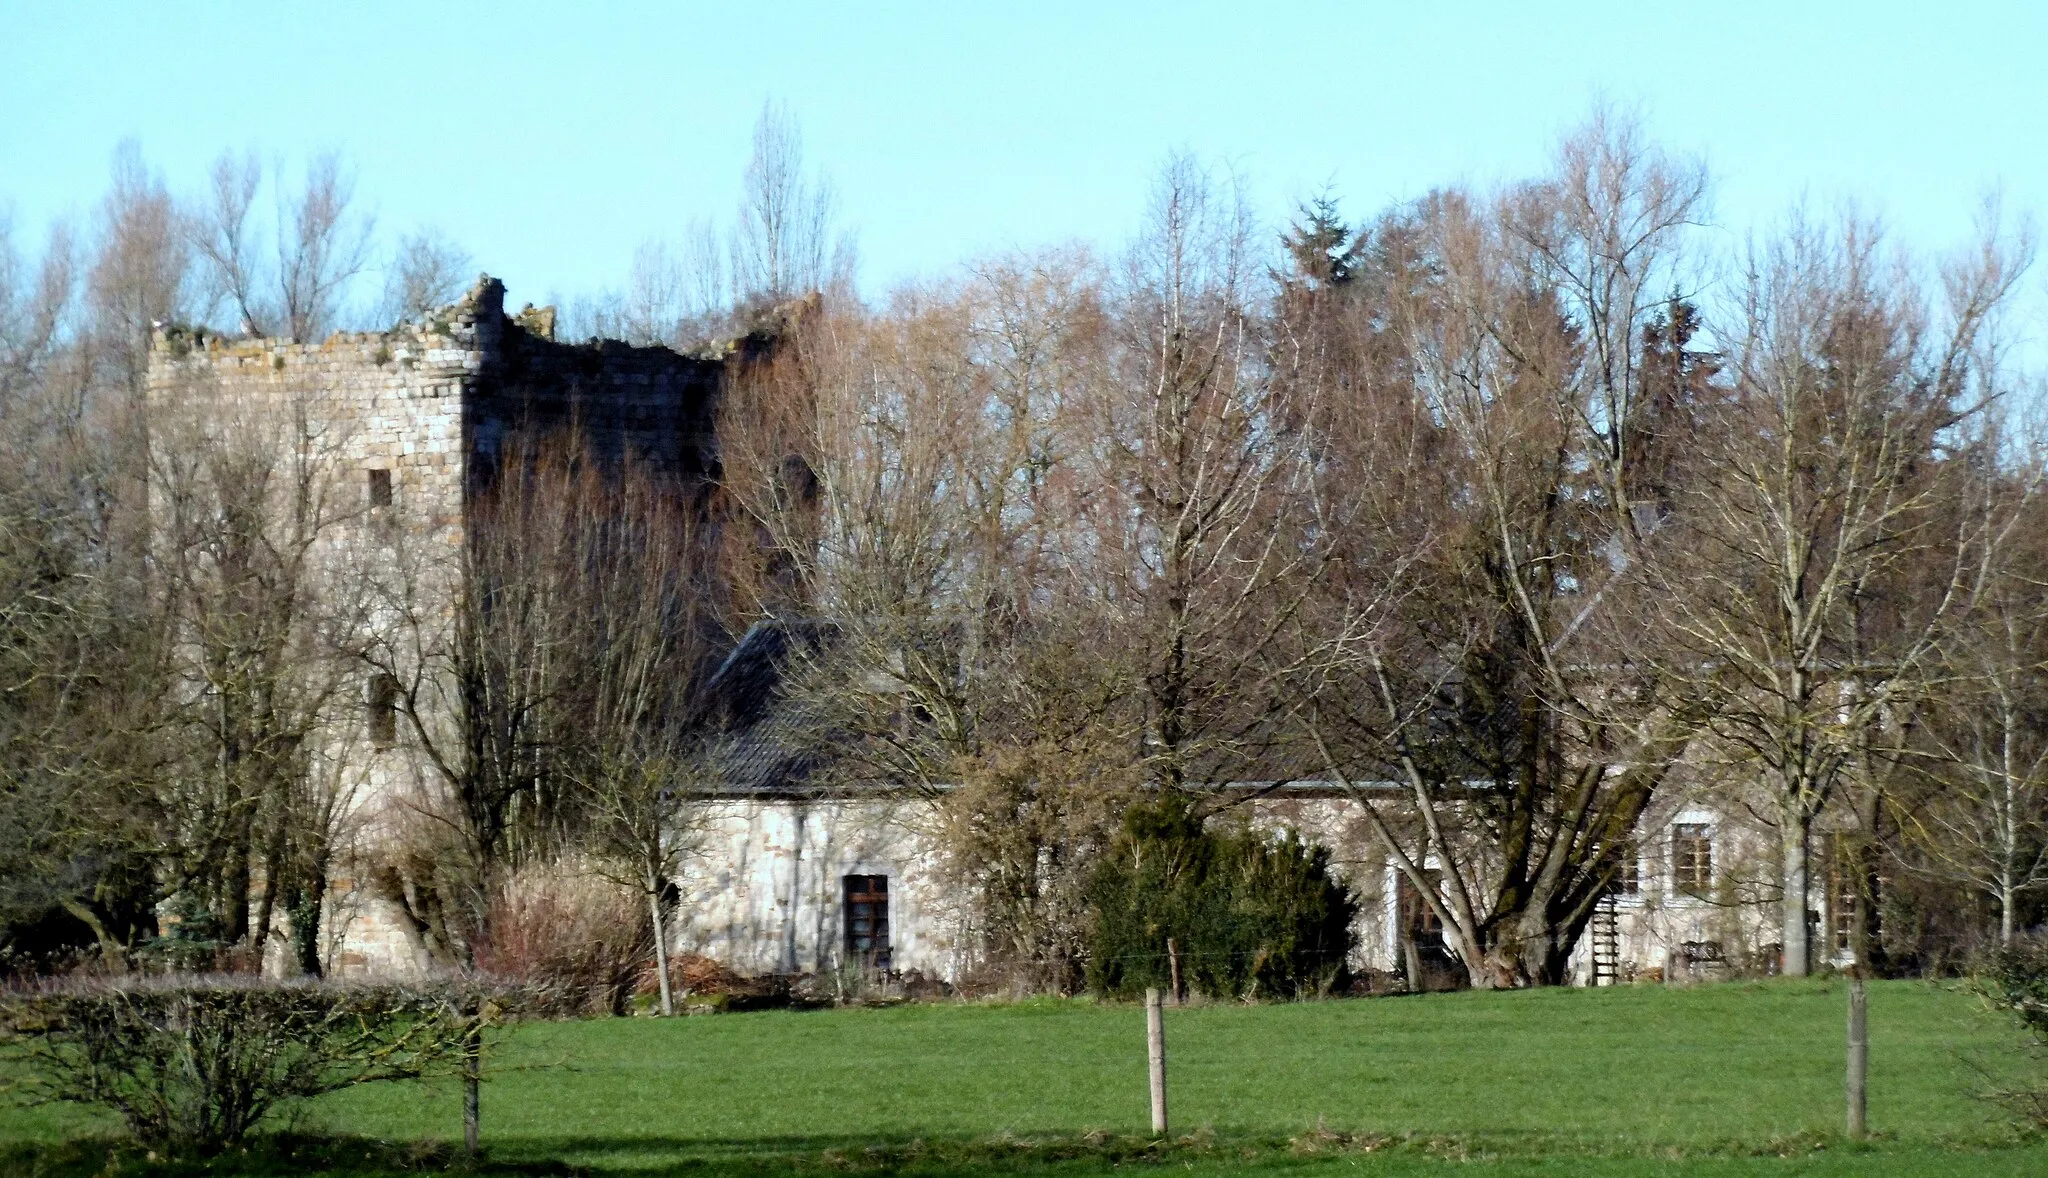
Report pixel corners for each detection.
[143,276,759,972]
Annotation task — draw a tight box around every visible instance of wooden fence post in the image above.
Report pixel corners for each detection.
[463,1003,483,1156]
[1145,986,1168,1137]
[1846,976,1868,1140]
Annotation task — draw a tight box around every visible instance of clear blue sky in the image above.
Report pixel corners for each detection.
[5,2,2046,314]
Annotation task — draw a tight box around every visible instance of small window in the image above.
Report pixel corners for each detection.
[1673,824,1713,895]
[1831,888,1857,955]
[1618,844,1640,896]
[1829,841,1859,955]
[367,673,399,749]
[367,468,392,508]
[843,874,891,972]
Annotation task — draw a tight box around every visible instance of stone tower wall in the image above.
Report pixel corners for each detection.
[146,308,481,544]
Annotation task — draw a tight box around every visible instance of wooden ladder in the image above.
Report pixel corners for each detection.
[1590,894,1621,986]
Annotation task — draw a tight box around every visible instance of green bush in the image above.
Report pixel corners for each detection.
[1086,796,1355,1000]
[0,976,479,1155]
[1979,936,2048,1036]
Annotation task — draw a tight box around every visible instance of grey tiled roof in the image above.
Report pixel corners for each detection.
[698,619,845,796]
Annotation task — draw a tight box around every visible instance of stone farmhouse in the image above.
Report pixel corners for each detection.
[145,277,1852,992]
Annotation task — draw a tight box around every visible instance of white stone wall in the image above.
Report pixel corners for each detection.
[672,797,968,979]
[656,792,1797,987]
[663,794,1396,984]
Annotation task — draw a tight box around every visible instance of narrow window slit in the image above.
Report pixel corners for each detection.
[367,673,399,749]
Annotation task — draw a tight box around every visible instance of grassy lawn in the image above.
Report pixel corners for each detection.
[2,978,2043,1175]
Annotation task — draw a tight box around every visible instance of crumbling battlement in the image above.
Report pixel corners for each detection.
[147,276,745,520]
[454,278,728,482]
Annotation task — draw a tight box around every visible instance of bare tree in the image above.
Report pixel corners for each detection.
[0,215,79,419]
[379,229,472,326]
[1910,420,2048,944]
[86,142,192,402]
[190,152,268,336]
[276,154,373,343]
[366,442,583,964]
[556,222,732,348]
[367,436,726,972]
[0,309,154,968]
[733,102,851,305]
[717,289,995,790]
[190,152,372,342]
[681,216,733,330]
[1290,114,1715,987]
[1080,153,1322,792]
[715,248,1144,979]
[1662,213,2028,975]
[566,466,726,1015]
[0,188,182,972]
[621,239,686,346]
[144,375,374,966]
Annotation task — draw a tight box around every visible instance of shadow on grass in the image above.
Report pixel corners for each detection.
[11,1127,2046,1178]
[0,1130,1359,1177]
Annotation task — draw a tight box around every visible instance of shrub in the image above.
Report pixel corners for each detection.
[134,891,234,974]
[1979,936,2048,1036]
[1086,796,1355,1001]
[472,866,650,1016]
[0,976,473,1155]
[1975,935,2048,1126]
[939,746,1133,997]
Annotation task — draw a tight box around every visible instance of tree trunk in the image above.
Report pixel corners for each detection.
[57,896,126,970]
[2000,876,2016,947]
[292,873,327,976]
[1848,791,1887,977]
[2000,755,2019,946]
[1782,817,1812,977]
[648,884,674,1017]
[1402,933,1424,993]
[250,861,278,964]
[223,827,253,946]
[1461,932,1521,990]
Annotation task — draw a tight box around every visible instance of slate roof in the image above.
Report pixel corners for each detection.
[697,619,849,797]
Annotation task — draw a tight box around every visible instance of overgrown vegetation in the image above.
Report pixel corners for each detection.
[471,868,654,1017]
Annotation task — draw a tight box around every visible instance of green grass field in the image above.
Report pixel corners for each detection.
[3,978,2044,1175]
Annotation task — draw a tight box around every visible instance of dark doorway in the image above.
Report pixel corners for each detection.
[843,874,891,972]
